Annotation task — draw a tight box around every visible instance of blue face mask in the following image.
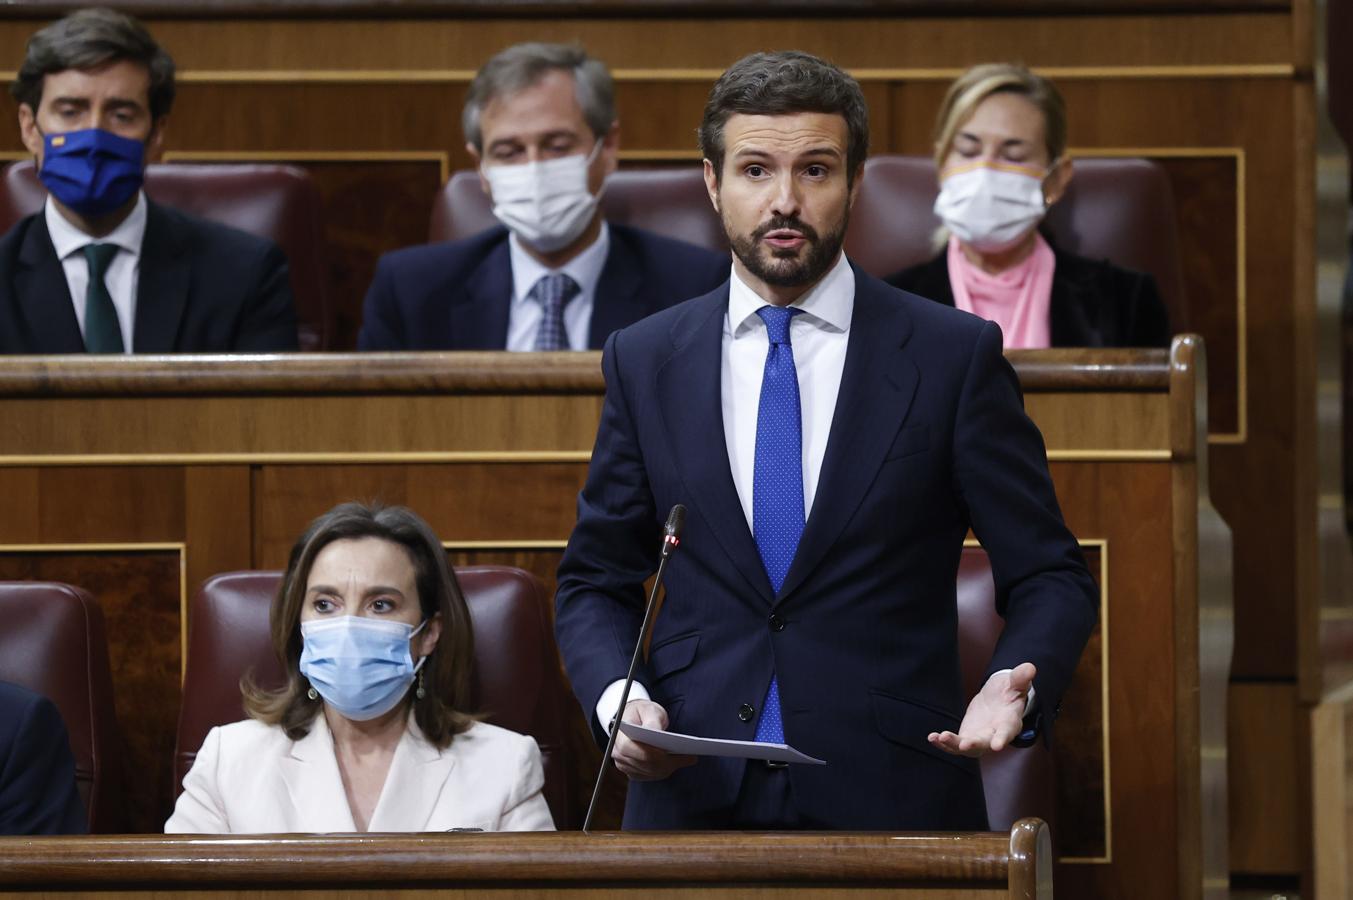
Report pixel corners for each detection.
[299,616,429,722]
[38,128,146,217]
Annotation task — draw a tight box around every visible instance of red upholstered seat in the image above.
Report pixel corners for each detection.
[174,566,576,828]
[0,160,333,350]
[429,167,727,251]
[846,156,1188,330]
[957,549,1059,834]
[0,582,122,833]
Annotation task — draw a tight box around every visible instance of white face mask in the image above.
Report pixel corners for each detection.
[482,140,606,253]
[933,161,1050,253]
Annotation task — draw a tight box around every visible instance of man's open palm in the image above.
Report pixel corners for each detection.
[928,662,1037,757]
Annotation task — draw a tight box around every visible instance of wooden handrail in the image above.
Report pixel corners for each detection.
[0,348,1169,397]
[0,823,1049,895]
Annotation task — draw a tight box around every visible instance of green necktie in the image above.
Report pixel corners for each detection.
[81,243,124,354]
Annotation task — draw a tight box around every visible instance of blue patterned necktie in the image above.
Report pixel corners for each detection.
[752,305,805,745]
[82,243,123,353]
[530,273,581,351]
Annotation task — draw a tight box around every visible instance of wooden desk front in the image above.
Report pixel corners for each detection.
[0,340,1228,899]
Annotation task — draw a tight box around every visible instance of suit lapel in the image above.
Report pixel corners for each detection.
[655,287,774,603]
[777,267,919,603]
[278,715,359,833]
[132,203,190,352]
[367,720,452,832]
[587,227,643,349]
[14,215,85,353]
[451,240,513,349]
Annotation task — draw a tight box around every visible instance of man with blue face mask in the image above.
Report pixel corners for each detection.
[0,8,298,354]
[358,42,728,352]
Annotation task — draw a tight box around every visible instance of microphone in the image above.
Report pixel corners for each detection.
[583,504,686,833]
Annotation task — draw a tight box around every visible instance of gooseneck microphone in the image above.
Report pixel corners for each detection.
[582,504,686,833]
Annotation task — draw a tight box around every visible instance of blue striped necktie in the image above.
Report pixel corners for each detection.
[530,273,580,351]
[752,304,805,745]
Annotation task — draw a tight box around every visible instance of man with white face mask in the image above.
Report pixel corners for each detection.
[358,43,728,351]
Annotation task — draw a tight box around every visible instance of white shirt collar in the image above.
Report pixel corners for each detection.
[726,251,855,337]
[508,221,611,305]
[44,191,147,260]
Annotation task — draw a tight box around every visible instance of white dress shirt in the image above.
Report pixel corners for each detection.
[45,193,146,353]
[505,223,610,351]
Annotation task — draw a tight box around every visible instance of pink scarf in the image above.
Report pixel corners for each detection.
[947,233,1055,349]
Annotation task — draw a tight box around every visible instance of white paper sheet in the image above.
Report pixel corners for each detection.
[618,722,826,765]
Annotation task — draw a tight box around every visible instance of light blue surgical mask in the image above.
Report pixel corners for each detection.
[299,616,428,721]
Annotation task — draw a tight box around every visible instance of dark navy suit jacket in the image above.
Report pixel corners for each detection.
[554,264,1098,830]
[357,224,729,350]
[0,681,86,835]
[0,202,299,354]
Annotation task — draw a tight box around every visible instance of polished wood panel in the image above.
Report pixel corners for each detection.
[0,345,1224,899]
[1228,682,1302,872]
[0,823,1052,900]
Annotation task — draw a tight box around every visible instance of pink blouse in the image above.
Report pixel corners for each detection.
[947,233,1056,349]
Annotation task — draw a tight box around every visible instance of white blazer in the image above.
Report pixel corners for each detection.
[165,715,555,833]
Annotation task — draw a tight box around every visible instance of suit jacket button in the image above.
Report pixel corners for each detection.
[738,703,755,722]
[769,614,785,632]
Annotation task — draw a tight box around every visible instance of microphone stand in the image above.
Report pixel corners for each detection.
[582,509,683,833]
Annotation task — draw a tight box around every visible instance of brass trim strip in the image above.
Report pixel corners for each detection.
[442,540,568,551]
[0,451,594,466]
[161,149,452,184]
[0,542,190,678]
[88,64,1295,85]
[964,537,1113,864]
[0,449,1165,466]
[1070,146,1248,445]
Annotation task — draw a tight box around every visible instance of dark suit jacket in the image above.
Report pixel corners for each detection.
[555,264,1098,830]
[887,242,1171,348]
[0,202,299,354]
[0,681,86,835]
[357,224,730,350]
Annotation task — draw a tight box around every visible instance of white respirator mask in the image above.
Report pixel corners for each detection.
[932,161,1052,253]
[483,140,606,253]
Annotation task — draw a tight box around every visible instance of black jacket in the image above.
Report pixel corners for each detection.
[0,201,299,354]
[887,242,1171,348]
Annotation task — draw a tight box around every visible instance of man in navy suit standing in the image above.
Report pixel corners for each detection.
[0,8,298,354]
[0,681,85,834]
[554,51,1098,830]
[358,43,728,352]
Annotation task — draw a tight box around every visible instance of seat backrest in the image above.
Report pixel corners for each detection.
[0,582,122,832]
[956,549,1058,833]
[845,156,1188,330]
[0,160,333,350]
[429,167,728,251]
[175,566,576,828]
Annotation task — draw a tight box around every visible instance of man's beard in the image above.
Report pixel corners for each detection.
[723,209,850,289]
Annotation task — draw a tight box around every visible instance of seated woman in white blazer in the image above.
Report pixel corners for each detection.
[166,503,555,833]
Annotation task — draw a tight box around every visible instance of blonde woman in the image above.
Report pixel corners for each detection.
[888,63,1169,348]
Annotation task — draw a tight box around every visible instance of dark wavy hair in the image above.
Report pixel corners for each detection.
[242,503,477,747]
[699,50,869,186]
[11,8,176,121]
